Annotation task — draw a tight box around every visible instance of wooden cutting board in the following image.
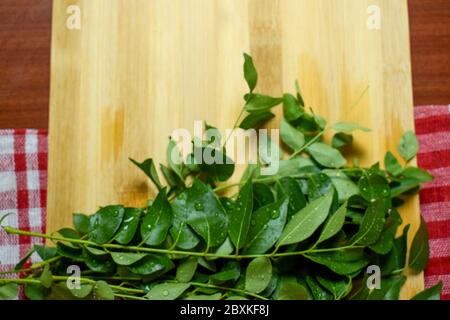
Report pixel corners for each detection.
[47,0,422,298]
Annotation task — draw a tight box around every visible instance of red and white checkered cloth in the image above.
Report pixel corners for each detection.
[0,129,47,276]
[415,105,450,299]
[0,106,449,299]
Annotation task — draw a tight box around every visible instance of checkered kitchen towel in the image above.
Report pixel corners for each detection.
[415,105,450,299]
[0,106,449,299]
[0,129,47,275]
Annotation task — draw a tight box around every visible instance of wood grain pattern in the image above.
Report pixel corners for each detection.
[0,0,51,129]
[409,0,450,105]
[1,0,450,128]
[46,0,422,298]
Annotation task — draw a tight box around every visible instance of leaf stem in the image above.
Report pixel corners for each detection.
[186,281,268,300]
[0,278,41,285]
[114,293,147,300]
[81,275,142,282]
[289,129,327,159]
[213,167,366,194]
[0,276,145,295]
[213,182,241,193]
[3,226,363,260]
[223,107,246,148]
[51,276,146,294]
[300,244,364,255]
[390,268,405,275]
[213,174,308,194]
[341,168,365,173]
[0,256,61,275]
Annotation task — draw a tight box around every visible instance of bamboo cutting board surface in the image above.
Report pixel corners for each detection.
[47,0,422,298]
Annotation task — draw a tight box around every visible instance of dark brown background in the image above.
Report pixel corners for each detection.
[0,0,449,129]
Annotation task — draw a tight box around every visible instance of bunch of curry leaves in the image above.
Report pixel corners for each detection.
[0,54,443,301]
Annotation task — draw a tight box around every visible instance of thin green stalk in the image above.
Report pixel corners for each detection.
[168,193,177,202]
[390,268,405,275]
[213,174,308,194]
[294,244,364,256]
[213,182,241,193]
[274,243,363,257]
[0,256,61,275]
[168,222,187,251]
[3,226,362,260]
[114,293,147,300]
[213,162,366,195]
[51,276,145,294]
[111,286,145,294]
[186,281,268,300]
[289,129,327,159]
[0,276,145,295]
[0,278,40,285]
[52,275,95,284]
[341,168,365,173]
[0,277,265,300]
[83,275,142,282]
[0,278,146,300]
[223,107,246,148]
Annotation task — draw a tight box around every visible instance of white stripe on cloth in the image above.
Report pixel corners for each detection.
[425,274,450,295]
[417,131,450,154]
[0,131,45,278]
[430,238,450,258]
[414,105,450,120]
[421,166,450,190]
[421,202,450,222]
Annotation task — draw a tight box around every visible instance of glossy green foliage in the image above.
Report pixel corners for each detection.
[0,53,438,301]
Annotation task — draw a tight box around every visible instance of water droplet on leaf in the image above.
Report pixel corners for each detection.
[271,209,279,218]
[195,203,204,211]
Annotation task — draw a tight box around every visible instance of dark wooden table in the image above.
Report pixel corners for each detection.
[0,0,51,129]
[0,0,449,129]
